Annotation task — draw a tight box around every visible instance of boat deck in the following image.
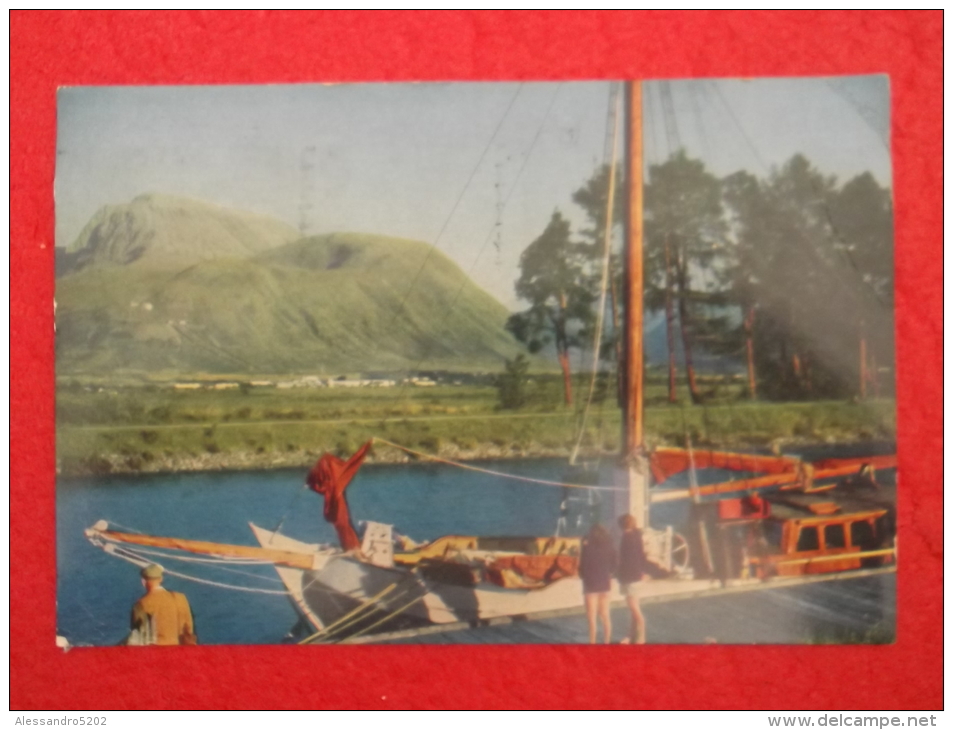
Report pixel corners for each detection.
[346,567,895,644]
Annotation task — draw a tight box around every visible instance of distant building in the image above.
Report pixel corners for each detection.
[329,378,396,388]
[276,376,326,389]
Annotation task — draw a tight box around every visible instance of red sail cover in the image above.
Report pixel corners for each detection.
[650,447,801,485]
[649,448,898,486]
[306,440,373,551]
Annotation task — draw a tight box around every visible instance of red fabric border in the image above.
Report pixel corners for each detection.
[11,10,942,710]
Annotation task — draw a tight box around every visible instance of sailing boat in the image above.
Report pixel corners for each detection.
[84,81,897,642]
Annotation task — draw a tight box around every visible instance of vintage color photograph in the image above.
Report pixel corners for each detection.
[55,77,896,646]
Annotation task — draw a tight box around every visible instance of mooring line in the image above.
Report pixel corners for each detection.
[372,437,624,492]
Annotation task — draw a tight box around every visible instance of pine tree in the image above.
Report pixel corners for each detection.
[507,211,593,406]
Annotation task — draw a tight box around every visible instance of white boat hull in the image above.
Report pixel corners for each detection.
[252,524,808,640]
[250,524,613,631]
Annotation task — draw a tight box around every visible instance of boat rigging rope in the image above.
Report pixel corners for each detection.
[645,83,662,166]
[299,581,403,644]
[688,81,713,163]
[91,525,373,601]
[382,83,525,343]
[392,82,564,404]
[268,482,309,545]
[570,84,621,467]
[708,81,766,172]
[338,591,430,644]
[301,574,423,644]
[372,436,624,491]
[104,519,146,534]
[104,544,293,596]
[104,543,288,584]
[100,536,380,601]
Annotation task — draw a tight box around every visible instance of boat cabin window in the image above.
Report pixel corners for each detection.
[850,519,876,549]
[796,525,819,552]
[875,514,893,541]
[823,524,846,549]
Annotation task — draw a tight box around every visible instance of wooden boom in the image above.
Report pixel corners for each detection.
[87,526,319,570]
[651,456,898,504]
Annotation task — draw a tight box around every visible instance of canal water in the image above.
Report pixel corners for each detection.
[56,450,896,646]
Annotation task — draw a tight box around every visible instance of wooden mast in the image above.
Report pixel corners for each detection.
[622,80,649,528]
[624,80,644,454]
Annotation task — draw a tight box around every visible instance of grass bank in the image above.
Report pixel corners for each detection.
[56,380,896,477]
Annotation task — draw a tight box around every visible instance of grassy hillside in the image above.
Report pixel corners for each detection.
[60,193,300,273]
[56,230,529,374]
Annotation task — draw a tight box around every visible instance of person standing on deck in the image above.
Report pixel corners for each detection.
[578,523,617,644]
[128,564,197,646]
[616,514,649,644]
[616,514,671,643]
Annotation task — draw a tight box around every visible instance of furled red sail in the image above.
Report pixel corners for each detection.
[306,440,373,551]
[485,555,579,589]
[650,447,801,484]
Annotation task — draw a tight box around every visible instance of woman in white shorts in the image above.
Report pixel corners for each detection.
[617,514,647,644]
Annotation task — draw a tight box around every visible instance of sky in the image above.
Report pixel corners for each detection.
[55,76,891,309]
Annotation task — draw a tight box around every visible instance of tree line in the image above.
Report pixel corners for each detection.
[504,151,895,407]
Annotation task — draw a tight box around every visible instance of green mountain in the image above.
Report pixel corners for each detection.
[59,193,300,274]
[55,198,526,375]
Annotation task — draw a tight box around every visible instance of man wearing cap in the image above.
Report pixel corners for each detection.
[128,564,197,646]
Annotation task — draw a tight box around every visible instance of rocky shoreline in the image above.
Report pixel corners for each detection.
[55,431,887,479]
[56,442,611,479]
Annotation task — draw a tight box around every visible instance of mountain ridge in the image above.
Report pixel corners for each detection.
[55,196,529,375]
[59,193,301,275]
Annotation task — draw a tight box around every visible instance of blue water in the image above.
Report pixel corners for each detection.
[57,448,896,646]
[58,459,582,646]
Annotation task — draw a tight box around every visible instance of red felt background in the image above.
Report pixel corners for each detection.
[10,11,942,710]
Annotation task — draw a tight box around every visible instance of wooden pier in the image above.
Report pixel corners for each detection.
[345,567,895,644]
